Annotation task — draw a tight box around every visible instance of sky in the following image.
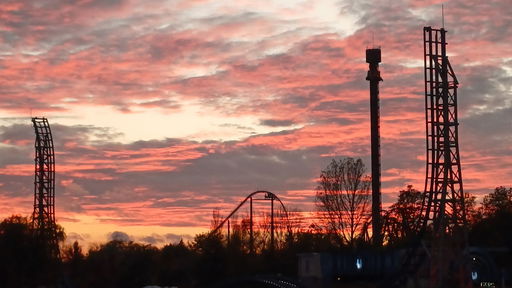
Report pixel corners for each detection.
[0,0,510,247]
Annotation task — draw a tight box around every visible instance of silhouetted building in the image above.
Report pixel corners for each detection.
[298,250,403,287]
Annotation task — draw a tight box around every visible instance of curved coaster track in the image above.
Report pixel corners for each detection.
[211,190,291,253]
[32,117,60,260]
[386,26,470,288]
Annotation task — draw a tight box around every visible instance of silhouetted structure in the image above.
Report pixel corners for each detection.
[366,48,383,247]
[422,26,465,240]
[32,117,60,259]
[211,190,290,252]
[422,26,468,287]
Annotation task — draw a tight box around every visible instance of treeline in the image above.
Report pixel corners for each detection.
[0,216,333,288]
[382,185,512,249]
[0,186,511,287]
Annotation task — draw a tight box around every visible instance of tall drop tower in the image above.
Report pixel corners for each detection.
[366,48,383,246]
[32,117,60,259]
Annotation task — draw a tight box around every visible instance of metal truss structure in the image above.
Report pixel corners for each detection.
[32,117,60,258]
[422,26,469,287]
[211,191,291,253]
[422,26,466,233]
[387,27,470,288]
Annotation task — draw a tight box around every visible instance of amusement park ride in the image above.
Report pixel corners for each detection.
[386,26,470,288]
[26,24,485,287]
[214,25,473,287]
[31,117,60,260]
[211,190,291,252]
[419,25,469,287]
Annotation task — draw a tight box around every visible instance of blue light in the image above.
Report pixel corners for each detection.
[356,258,363,270]
[471,271,478,281]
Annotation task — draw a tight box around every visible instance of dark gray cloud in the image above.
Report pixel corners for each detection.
[260,119,296,127]
[138,233,166,245]
[0,174,33,198]
[65,232,90,243]
[458,65,512,114]
[165,233,193,244]
[108,144,336,210]
[108,231,131,242]
[462,106,512,153]
[312,99,367,114]
[103,232,194,246]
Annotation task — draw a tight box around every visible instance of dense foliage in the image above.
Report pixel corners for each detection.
[0,186,510,287]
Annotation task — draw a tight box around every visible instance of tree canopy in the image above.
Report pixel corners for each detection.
[481,186,512,217]
[383,185,423,245]
[315,157,371,247]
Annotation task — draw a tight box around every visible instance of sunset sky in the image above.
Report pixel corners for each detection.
[0,0,510,247]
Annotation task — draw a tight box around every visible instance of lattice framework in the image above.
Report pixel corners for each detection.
[32,117,59,258]
[422,26,466,233]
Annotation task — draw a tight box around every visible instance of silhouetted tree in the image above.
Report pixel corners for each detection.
[157,240,196,287]
[211,208,223,230]
[480,186,512,217]
[315,158,371,247]
[62,241,85,287]
[290,228,337,253]
[0,215,36,287]
[0,215,66,287]
[383,186,478,245]
[84,240,158,288]
[463,193,479,224]
[191,232,227,285]
[383,185,423,245]
[62,241,84,262]
[470,186,512,253]
[256,209,292,252]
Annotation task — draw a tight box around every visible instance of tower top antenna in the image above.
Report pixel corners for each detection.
[442,4,445,28]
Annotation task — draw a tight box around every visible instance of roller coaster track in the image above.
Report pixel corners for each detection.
[31,117,60,259]
[385,26,469,288]
[211,190,291,252]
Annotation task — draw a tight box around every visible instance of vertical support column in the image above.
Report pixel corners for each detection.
[250,196,254,254]
[270,196,274,251]
[227,219,230,245]
[366,48,383,247]
[438,28,450,233]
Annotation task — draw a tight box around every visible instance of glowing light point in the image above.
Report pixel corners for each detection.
[356,258,363,270]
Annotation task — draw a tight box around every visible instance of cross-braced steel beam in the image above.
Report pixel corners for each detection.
[32,117,59,259]
[422,26,466,233]
[422,26,469,288]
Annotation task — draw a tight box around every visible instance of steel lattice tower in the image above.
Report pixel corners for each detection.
[422,26,466,234]
[422,26,468,287]
[32,117,59,258]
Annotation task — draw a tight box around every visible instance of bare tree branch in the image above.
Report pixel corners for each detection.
[315,158,371,247]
